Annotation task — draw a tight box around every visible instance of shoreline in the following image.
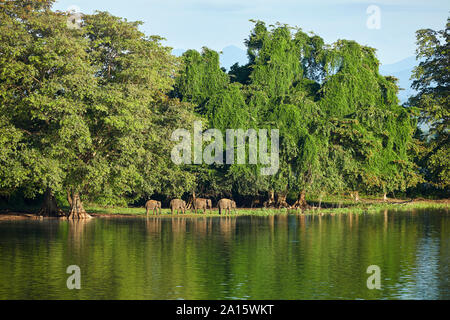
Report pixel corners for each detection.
[0,199,447,221]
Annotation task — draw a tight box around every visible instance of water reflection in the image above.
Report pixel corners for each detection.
[0,210,448,300]
[67,219,93,249]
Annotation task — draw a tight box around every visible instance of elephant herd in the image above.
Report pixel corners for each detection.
[145,198,237,216]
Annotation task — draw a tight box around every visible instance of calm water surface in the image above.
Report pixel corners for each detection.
[0,209,448,299]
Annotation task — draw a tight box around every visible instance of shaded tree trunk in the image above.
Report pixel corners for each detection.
[276,193,290,208]
[67,192,91,220]
[186,190,196,210]
[251,199,261,208]
[263,190,276,208]
[292,190,309,209]
[38,189,64,217]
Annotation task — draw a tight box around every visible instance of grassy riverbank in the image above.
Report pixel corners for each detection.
[86,199,448,218]
[0,199,447,221]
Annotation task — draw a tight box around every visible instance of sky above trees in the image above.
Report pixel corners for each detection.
[52,0,449,65]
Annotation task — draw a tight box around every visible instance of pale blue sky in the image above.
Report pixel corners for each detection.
[53,0,449,65]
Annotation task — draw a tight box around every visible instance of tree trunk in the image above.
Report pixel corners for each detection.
[67,189,73,207]
[354,191,360,202]
[383,192,388,202]
[38,189,64,217]
[68,192,91,220]
[276,193,290,208]
[263,190,276,208]
[186,190,196,210]
[292,190,309,209]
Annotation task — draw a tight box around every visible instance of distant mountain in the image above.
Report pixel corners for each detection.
[219,45,248,71]
[379,56,418,104]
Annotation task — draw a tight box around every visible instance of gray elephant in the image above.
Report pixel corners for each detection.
[217,198,236,215]
[193,198,213,214]
[170,199,186,215]
[145,200,161,216]
[251,199,261,208]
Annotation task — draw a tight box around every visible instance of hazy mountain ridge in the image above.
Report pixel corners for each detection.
[379,56,418,104]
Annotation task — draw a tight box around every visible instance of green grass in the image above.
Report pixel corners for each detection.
[2,200,446,218]
[84,200,448,218]
[85,205,282,217]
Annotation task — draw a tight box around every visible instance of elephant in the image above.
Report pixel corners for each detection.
[193,198,212,214]
[251,199,261,208]
[170,199,186,215]
[145,200,161,216]
[217,198,236,215]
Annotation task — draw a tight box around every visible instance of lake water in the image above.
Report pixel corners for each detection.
[0,209,448,300]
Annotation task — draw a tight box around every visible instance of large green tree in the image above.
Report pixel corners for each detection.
[409,18,449,192]
[0,3,197,217]
[323,40,420,199]
[0,0,96,216]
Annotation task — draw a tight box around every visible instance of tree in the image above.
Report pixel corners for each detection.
[173,47,229,114]
[243,22,329,207]
[409,18,449,192]
[0,6,198,217]
[321,40,420,199]
[0,0,96,216]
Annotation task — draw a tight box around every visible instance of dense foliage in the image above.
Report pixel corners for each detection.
[0,0,197,216]
[408,18,449,193]
[175,21,423,205]
[0,2,447,215]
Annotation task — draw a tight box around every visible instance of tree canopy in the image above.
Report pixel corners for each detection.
[408,18,449,192]
[0,1,198,216]
[175,20,421,205]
